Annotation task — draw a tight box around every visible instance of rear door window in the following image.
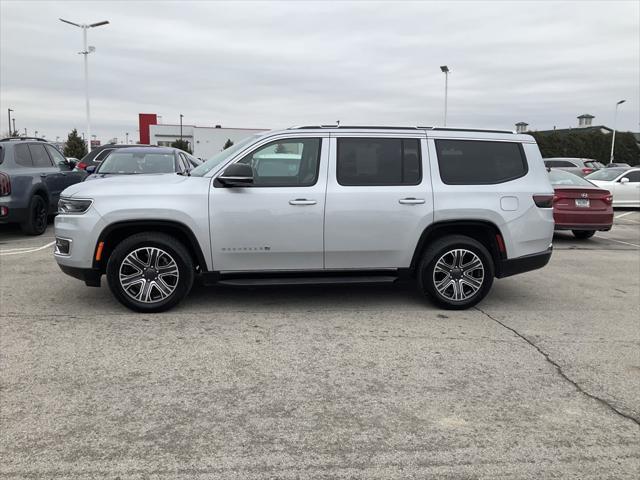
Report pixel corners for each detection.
[336,138,421,186]
[436,140,527,185]
[14,144,33,167]
[29,144,54,168]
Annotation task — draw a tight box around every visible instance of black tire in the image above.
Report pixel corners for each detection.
[20,195,48,235]
[106,232,194,313]
[417,235,495,310]
[572,230,595,239]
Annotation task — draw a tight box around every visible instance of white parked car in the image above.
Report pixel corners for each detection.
[53,125,555,312]
[585,167,640,207]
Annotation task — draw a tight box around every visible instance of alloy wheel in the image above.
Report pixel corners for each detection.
[119,247,180,303]
[432,248,485,302]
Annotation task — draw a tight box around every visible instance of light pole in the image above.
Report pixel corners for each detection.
[12,118,16,137]
[440,65,450,126]
[7,108,13,136]
[609,99,626,164]
[125,132,129,144]
[179,114,183,141]
[35,130,38,137]
[60,18,109,153]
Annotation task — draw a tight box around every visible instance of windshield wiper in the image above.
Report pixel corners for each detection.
[176,171,191,176]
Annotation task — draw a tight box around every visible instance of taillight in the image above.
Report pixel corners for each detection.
[533,194,554,208]
[582,168,594,175]
[77,162,87,170]
[0,172,10,196]
[604,194,613,205]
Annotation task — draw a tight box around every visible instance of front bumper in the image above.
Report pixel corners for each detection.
[54,207,106,270]
[496,247,553,278]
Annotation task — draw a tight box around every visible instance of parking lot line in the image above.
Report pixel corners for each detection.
[604,237,640,248]
[615,211,636,219]
[0,241,55,256]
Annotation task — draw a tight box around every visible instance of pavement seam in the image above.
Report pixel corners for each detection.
[475,306,640,427]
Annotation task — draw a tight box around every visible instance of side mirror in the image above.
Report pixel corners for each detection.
[85,165,97,174]
[620,177,630,184]
[58,160,73,171]
[218,163,253,187]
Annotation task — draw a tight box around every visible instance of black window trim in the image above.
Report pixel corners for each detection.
[216,137,323,188]
[336,137,423,187]
[435,139,528,186]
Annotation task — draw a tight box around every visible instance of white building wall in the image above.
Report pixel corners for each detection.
[149,124,267,158]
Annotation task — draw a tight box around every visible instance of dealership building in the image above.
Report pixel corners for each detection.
[138,113,267,158]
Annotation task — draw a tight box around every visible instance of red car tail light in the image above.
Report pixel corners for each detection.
[533,194,554,208]
[604,194,613,204]
[77,162,87,170]
[582,167,594,175]
[0,172,10,196]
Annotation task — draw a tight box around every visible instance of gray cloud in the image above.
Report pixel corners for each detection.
[1,0,638,143]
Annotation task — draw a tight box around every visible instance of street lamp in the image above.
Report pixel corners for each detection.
[125,132,129,144]
[7,108,13,136]
[179,114,184,141]
[440,66,450,126]
[59,18,109,153]
[609,99,626,164]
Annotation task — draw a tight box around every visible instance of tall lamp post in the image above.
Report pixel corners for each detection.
[440,65,450,126]
[59,18,109,153]
[12,119,16,136]
[179,114,184,141]
[609,99,626,164]
[7,108,13,136]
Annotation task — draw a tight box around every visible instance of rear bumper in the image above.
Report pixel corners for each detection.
[0,197,28,224]
[496,247,553,278]
[554,210,613,231]
[58,264,102,287]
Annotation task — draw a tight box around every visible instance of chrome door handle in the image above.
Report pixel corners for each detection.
[289,199,317,206]
[399,198,425,205]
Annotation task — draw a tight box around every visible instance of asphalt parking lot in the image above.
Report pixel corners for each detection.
[1,212,639,479]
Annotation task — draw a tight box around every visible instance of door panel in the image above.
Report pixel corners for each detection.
[210,136,328,271]
[324,136,433,269]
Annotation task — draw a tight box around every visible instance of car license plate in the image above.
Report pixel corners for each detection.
[575,199,590,208]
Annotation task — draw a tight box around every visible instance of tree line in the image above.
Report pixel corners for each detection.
[528,131,639,165]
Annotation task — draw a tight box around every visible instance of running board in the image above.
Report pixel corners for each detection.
[217,275,399,287]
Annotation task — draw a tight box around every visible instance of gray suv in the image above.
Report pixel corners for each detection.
[0,137,85,234]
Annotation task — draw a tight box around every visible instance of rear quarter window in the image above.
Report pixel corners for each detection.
[435,140,527,185]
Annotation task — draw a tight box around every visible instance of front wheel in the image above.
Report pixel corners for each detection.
[417,235,494,310]
[572,230,595,239]
[106,232,195,312]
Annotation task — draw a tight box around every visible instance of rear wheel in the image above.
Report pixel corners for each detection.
[106,232,194,312]
[20,195,48,235]
[417,235,494,310]
[572,230,595,239]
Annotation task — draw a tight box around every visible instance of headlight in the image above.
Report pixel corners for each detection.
[58,198,93,214]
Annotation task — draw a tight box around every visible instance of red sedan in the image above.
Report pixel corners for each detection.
[548,169,613,239]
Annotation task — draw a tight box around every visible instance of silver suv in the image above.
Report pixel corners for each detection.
[54,126,554,312]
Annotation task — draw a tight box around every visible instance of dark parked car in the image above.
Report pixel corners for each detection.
[84,146,202,181]
[75,144,140,171]
[547,168,613,239]
[0,137,86,234]
[543,157,605,177]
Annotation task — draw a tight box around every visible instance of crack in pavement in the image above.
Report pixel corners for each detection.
[475,306,640,427]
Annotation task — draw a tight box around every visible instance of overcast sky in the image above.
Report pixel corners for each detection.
[1,0,638,143]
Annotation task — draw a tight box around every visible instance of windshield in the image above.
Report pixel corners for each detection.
[548,169,595,187]
[97,152,176,174]
[585,168,626,181]
[190,135,260,177]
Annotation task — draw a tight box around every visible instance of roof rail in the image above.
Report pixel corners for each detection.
[423,126,515,134]
[0,136,48,142]
[289,125,423,130]
[288,125,515,134]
